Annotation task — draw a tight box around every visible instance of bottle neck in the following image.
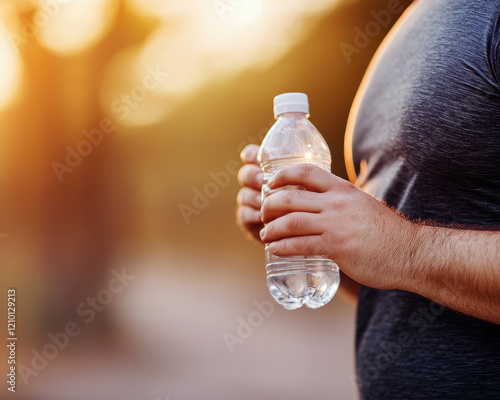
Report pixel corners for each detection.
[276,112,309,119]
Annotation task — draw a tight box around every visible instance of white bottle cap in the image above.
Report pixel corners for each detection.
[273,92,310,119]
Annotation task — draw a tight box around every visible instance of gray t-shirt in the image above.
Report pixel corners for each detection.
[346,1,500,398]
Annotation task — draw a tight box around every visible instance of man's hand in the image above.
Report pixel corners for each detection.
[236,150,361,304]
[260,163,418,291]
[236,144,264,243]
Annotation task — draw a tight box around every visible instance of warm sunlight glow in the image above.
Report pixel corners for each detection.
[0,20,22,110]
[36,0,118,56]
[127,0,196,20]
[137,0,341,95]
[209,0,263,31]
[104,0,341,127]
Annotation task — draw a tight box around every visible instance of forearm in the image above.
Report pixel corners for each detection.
[401,223,500,325]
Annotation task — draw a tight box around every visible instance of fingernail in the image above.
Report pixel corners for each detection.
[256,172,263,183]
[259,228,266,240]
[256,193,262,204]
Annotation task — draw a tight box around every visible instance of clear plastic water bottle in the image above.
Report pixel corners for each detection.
[258,92,340,310]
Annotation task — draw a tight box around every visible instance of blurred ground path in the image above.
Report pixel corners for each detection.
[21,251,356,400]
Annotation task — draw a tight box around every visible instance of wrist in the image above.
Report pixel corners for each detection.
[392,217,427,293]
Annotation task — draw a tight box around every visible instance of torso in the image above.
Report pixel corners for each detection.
[346,1,500,398]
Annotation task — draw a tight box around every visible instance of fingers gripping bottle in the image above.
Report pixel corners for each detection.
[258,93,340,310]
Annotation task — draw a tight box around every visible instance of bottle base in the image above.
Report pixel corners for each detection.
[266,262,340,310]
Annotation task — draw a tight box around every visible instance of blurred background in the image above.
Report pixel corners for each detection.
[0,0,411,399]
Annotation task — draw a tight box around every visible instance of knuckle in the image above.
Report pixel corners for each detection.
[299,238,316,254]
[296,236,307,251]
[281,189,297,206]
[298,163,314,178]
[286,213,302,231]
[326,193,347,209]
[271,240,282,254]
[277,240,289,253]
